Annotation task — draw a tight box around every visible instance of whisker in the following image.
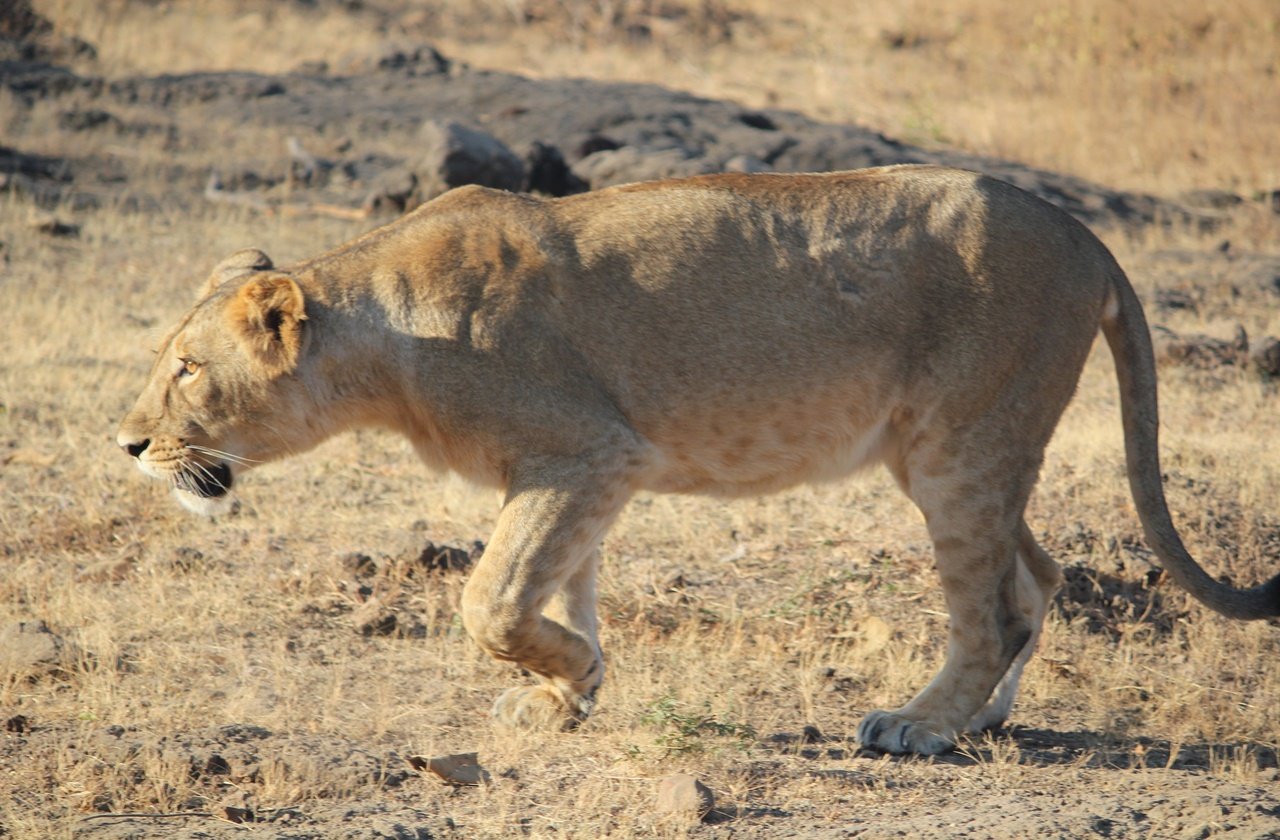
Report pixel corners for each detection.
[253,421,297,456]
[187,445,229,462]
[173,470,195,494]
[187,444,259,466]
[188,461,228,492]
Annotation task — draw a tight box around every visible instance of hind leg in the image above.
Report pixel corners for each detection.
[858,451,1040,754]
[965,521,1062,733]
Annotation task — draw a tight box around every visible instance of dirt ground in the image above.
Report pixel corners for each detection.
[2,2,1280,838]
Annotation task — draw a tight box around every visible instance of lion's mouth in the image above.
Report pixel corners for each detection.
[185,461,234,498]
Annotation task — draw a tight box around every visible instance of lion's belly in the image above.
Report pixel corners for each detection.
[634,384,893,497]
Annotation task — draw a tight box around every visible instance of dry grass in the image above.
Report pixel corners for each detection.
[3,1,1279,837]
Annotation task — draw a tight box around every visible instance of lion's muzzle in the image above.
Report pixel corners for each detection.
[118,430,235,506]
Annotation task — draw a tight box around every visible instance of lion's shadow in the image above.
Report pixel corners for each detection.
[914,726,1276,772]
[972,727,1274,773]
[763,726,1278,773]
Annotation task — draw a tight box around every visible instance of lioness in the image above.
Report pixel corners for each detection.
[118,165,1279,755]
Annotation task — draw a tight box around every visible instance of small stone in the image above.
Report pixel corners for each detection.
[57,109,120,132]
[662,571,691,592]
[204,754,231,776]
[1180,189,1243,210]
[409,752,491,786]
[352,599,397,636]
[28,212,78,237]
[340,552,378,578]
[368,42,450,76]
[1153,288,1198,312]
[362,167,418,215]
[224,806,255,824]
[724,155,772,173]
[414,541,474,575]
[170,546,206,572]
[655,773,715,820]
[736,112,777,131]
[1152,324,1249,369]
[0,620,83,679]
[524,141,587,197]
[574,134,621,159]
[1250,335,1280,376]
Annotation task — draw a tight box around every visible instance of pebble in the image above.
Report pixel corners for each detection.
[655,773,715,820]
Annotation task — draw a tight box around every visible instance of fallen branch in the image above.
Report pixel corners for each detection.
[204,172,269,213]
[80,811,214,821]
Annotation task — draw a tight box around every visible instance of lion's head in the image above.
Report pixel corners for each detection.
[116,248,310,515]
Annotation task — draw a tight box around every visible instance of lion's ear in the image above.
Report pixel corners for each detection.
[226,274,307,376]
[199,248,275,300]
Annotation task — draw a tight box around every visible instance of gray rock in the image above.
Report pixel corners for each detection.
[0,620,82,679]
[366,42,450,76]
[523,141,586,196]
[409,752,492,786]
[363,166,418,215]
[655,773,715,820]
[414,120,525,202]
[1250,335,1280,376]
[1180,189,1244,210]
[352,599,398,637]
[1152,324,1249,369]
[571,147,717,190]
[725,154,772,173]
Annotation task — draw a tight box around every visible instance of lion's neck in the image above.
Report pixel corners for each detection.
[293,269,500,484]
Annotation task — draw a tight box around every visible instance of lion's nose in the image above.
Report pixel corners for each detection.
[120,437,150,458]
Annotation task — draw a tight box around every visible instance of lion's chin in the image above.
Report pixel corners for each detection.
[173,461,236,517]
[173,486,236,516]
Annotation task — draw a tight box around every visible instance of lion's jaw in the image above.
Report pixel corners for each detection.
[171,464,236,516]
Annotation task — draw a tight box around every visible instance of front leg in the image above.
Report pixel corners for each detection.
[460,456,632,730]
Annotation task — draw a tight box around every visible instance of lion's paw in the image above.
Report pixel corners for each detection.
[856,710,955,755]
[491,685,583,731]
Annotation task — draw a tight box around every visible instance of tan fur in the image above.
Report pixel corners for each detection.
[118,165,1279,754]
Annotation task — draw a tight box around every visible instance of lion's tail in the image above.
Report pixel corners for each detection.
[1101,267,1280,620]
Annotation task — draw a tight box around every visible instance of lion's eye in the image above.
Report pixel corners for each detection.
[178,359,201,378]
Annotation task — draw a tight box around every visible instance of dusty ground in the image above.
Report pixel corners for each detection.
[2,1,1280,838]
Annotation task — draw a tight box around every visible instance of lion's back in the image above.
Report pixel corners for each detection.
[533,167,1113,492]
